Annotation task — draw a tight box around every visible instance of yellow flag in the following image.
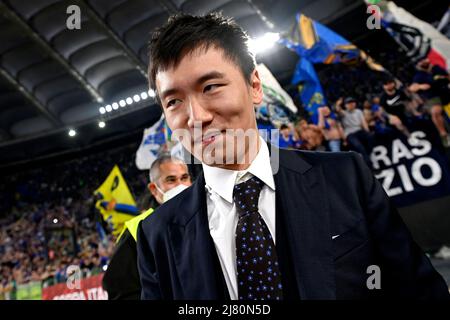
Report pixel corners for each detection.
[94,165,138,237]
[299,14,317,50]
[444,102,450,120]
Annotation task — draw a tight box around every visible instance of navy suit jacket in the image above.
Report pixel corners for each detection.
[137,147,449,299]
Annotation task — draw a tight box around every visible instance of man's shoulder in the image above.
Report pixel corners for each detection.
[279,149,372,201]
[280,148,362,169]
[139,185,197,235]
[277,149,370,203]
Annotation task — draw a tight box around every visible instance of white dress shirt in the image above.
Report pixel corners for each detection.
[202,136,276,300]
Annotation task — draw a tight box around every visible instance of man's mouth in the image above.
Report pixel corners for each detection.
[202,135,216,146]
[195,130,224,147]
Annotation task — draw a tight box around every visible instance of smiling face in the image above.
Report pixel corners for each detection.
[155,46,263,170]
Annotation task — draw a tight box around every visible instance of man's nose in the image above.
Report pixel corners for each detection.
[187,97,213,128]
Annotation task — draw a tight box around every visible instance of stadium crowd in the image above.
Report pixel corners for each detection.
[279,58,450,160]
[0,144,149,299]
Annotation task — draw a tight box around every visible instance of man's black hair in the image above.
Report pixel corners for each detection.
[148,12,256,104]
[280,124,289,130]
[382,75,395,85]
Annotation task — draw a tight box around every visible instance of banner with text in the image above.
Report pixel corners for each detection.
[42,274,108,300]
[370,121,450,208]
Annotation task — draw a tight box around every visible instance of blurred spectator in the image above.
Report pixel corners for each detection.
[278,124,300,149]
[365,99,408,139]
[317,105,345,152]
[335,97,374,165]
[379,77,413,137]
[380,78,410,122]
[295,120,325,151]
[409,58,450,145]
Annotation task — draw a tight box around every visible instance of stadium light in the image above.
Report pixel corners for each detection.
[53,218,58,224]
[68,129,76,137]
[98,89,157,114]
[248,32,280,55]
[98,121,106,128]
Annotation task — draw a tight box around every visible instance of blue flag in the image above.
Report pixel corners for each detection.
[282,13,381,67]
[281,13,386,116]
[281,14,359,64]
[291,58,326,115]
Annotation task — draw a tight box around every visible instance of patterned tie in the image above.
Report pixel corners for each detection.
[233,176,283,300]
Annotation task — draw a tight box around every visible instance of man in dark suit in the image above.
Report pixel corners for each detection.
[137,12,450,300]
[102,153,191,299]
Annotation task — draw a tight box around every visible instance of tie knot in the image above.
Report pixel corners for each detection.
[233,176,264,216]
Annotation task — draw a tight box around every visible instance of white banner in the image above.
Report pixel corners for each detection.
[135,116,166,170]
[256,63,297,114]
[385,1,450,70]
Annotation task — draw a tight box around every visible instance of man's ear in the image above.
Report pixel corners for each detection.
[251,69,263,105]
[148,182,158,199]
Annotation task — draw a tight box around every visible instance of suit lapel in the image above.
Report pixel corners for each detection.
[167,173,230,300]
[273,148,336,299]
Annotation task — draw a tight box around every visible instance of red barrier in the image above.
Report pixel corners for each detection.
[42,274,108,300]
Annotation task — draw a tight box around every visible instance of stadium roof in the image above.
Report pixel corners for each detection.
[0,0,444,170]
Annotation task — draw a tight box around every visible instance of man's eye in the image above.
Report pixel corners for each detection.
[204,84,219,93]
[167,99,181,108]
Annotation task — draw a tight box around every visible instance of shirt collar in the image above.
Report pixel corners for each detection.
[202,136,275,203]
